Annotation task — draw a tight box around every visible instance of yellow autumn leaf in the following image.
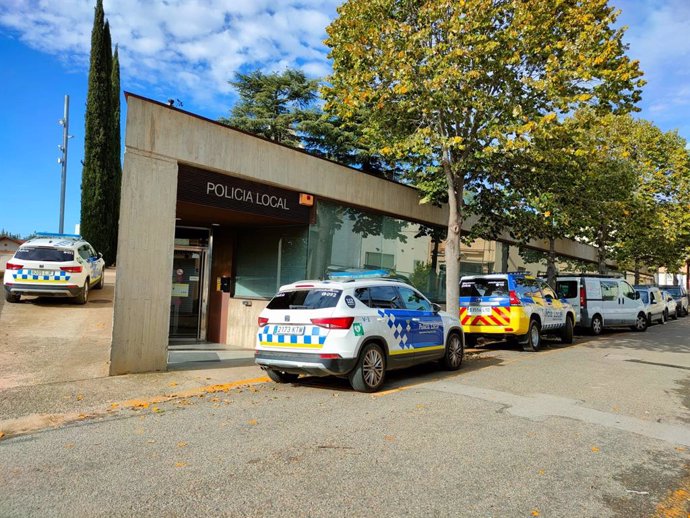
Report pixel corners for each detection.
[248,419,258,426]
[175,462,187,468]
[591,446,600,453]
[177,441,188,448]
[531,509,540,516]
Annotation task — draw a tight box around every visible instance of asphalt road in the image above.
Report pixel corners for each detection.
[1,320,689,517]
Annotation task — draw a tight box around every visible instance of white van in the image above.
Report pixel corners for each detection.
[555,275,648,335]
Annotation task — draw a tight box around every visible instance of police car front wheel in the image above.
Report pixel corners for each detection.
[349,343,386,393]
[442,332,464,370]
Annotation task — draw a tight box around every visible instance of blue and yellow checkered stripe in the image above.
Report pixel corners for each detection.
[13,269,71,282]
[258,325,327,349]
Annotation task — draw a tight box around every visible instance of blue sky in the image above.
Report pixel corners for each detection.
[0,0,689,238]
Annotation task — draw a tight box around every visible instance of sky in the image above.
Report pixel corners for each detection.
[0,0,689,238]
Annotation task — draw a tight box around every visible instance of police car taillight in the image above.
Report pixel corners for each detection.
[5,262,22,270]
[258,317,269,327]
[60,266,82,273]
[509,290,521,306]
[311,317,354,329]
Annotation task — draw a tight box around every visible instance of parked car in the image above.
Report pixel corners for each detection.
[661,290,678,321]
[556,275,648,334]
[658,285,689,317]
[255,279,464,393]
[459,273,576,352]
[634,286,666,325]
[3,233,105,304]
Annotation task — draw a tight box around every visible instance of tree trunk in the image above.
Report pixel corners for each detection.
[546,237,557,288]
[501,242,509,273]
[634,260,640,285]
[596,223,607,274]
[444,159,462,318]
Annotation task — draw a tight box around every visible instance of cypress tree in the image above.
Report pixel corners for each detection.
[81,0,115,264]
[109,44,121,263]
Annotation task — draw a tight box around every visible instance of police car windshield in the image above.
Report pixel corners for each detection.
[267,289,342,310]
[14,247,74,262]
[460,278,508,297]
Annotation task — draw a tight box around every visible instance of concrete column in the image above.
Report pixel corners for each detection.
[110,151,178,374]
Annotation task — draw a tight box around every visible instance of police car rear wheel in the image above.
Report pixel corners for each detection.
[75,280,89,305]
[5,291,20,303]
[349,343,386,393]
[266,369,299,384]
[522,319,541,352]
[442,332,463,370]
[561,316,574,344]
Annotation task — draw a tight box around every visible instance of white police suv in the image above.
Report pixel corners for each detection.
[255,279,464,392]
[3,233,105,304]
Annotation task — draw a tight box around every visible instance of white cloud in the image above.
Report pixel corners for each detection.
[0,0,340,112]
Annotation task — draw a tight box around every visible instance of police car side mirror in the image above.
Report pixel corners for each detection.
[98,252,103,259]
[431,303,441,313]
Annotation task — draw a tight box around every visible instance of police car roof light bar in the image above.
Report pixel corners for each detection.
[556,273,623,278]
[35,232,82,239]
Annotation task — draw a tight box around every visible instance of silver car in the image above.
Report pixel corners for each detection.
[634,286,666,325]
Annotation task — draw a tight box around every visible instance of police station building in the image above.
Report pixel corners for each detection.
[110,93,608,375]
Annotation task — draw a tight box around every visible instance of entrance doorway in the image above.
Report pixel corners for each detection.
[169,227,210,342]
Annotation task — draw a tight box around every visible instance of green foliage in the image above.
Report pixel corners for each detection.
[325,0,644,313]
[219,69,319,146]
[81,0,120,265]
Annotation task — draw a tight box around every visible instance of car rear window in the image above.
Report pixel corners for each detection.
[664,287,681,297]
[460,278,508,297]
[14,247,74,262]
[267,289,342,310]
[556,281,577,299]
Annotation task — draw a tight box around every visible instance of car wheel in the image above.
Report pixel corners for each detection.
[561,315,574,344]
[671,309,678,320]
[522,319,541,352]
[660,311,666,325]
[631,312,648,332]
[442,332,464,371]
[349,343,386,393]
[4,291,20,303]
[265,369,299,384]
[590,314,603,336]
[95,273,104,290]
[75,279,89,305]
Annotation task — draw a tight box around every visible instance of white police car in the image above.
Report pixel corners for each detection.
[255,279,464,392]
[3,233,105,304]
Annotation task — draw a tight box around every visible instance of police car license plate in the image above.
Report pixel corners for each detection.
[275,325,305,335]
[467,306,492,316]
[30,269,51,277]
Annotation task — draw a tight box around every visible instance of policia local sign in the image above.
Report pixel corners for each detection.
[177,165,310,223]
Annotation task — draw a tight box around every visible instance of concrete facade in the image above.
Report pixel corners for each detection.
[111,93,617,374]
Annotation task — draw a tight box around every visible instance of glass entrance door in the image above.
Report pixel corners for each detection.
[170,247,207,341]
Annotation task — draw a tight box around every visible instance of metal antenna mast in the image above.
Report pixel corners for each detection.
[57,95,70,234]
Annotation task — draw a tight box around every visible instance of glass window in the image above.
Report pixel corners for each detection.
[601,281,619,302]
[650,290,659,304]
[307,201,446,303]
[78,246,91,260]
[541,285,557,300]
[460,278,508,297]
[556,281,577,299]
[620,281,636,300]
[354,288,371,307]
[397,287,432,311]
[637,291,649,304]
[266,289,342,310]
[15,247,74,262]
[514,278,541,298]
[234,226,308,298]
[368,285,402,309]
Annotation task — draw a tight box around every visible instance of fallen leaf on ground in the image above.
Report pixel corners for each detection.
[247,419,258,426]
[175,462,187,468]
[591,446,600,453]
[384,435,396,442]
[76,394,83,401]
[531,509,540,517]
[64,443,74,448]
[177,441,188,448]
[168,382,178,387]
